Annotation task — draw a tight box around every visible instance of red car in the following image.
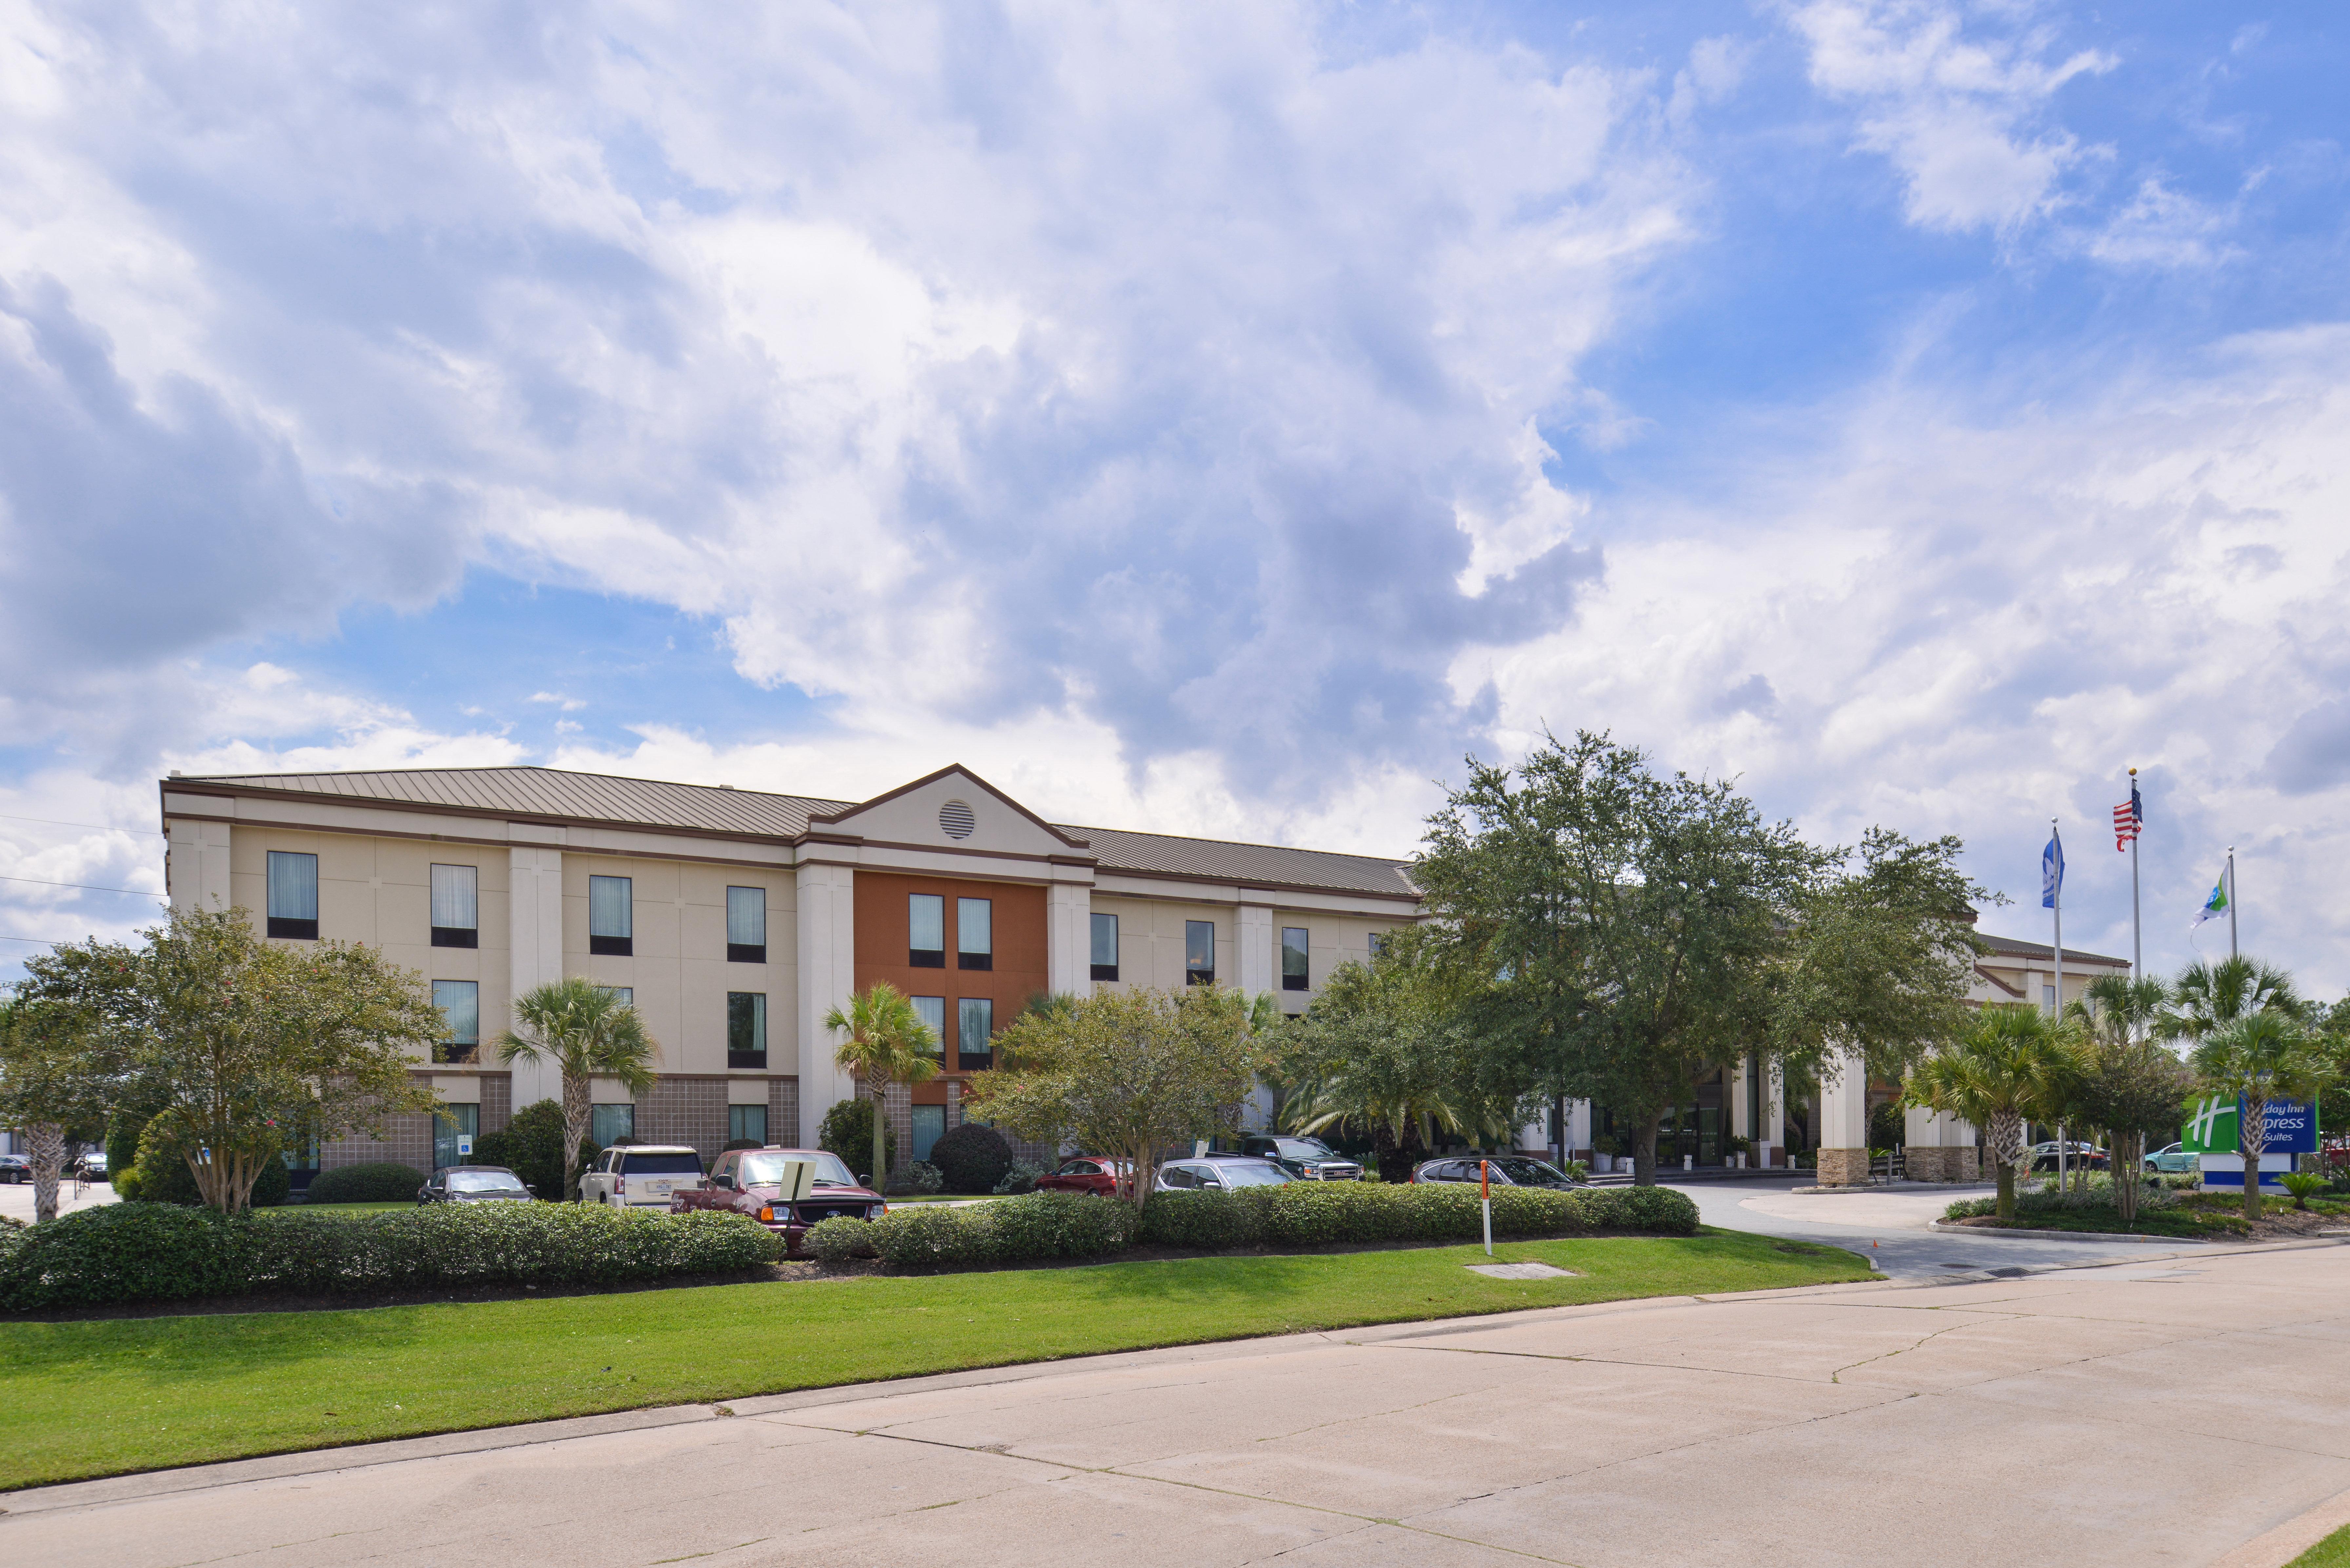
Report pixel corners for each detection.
[1033,1156,1134,1197]
[671,1146,885,1255]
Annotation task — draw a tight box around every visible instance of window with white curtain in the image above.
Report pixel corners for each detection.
[957,997,994,1069]
[589,875,633,955]
[957,897,992,970]
[265,851,318,940]
[908,894,944,966]
[726,886,766,962]
[1090,911,1118,982]
[910,995,946,1059]
[430,864,478,948]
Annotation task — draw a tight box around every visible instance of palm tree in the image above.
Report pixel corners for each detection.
[2160,956,2299,1046]
[2190,1012,2335,1221]
[1903,1004,2080,1220]
[497,978,659,1201]
[824,983,939,1187]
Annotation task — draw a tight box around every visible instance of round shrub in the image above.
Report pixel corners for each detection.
[994,1162,1041,1196]
[818,1098,895,1186]
[805,1214,880,1264]
[926,1123,1014,1194]
[305,1161,428,1205]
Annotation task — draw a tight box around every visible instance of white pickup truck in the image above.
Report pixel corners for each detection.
[578,1145,706,1210]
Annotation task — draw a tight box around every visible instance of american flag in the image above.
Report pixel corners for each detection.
[2112,783,2143,851]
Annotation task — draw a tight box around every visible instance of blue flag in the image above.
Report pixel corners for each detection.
[2042,829,2065,909]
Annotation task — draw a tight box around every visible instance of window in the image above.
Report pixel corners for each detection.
[957,997,994,1070]
[589,875,633,956]
[1281,927,1310,991]
[1090,911,1119,982]
[590,1103,635,1147]
[1367,932,1386,960]
[432,979,480,1064]
[912,1104,945,1163]
[430,864,479,948]
[602,986,634,1006]
[728,992,768,1069]
[1185,920,1216,985]
[910,995,946,1059]
[2042,984,2056,1012]
[957,897,992,970]
[621,1150,702,1175]
[432,1102,479,1172]
[908,894,945,967]
[726,886,766,963]
[728,1104,768,1146]
[265,851,318,940]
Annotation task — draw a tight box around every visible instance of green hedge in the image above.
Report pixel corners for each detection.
[304,1162,429,1205]
[805,1182,1695,1273]
[0,1201,782,1311]
[1136,1181,1698,1250]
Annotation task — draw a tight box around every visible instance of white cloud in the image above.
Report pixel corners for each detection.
[1786,0,2114,234]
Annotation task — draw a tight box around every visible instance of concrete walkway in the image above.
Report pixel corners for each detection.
[0,1176,115,1223]
[7,1240,2346,1566]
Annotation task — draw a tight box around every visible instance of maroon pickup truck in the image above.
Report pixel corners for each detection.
[671,1146,885,1255]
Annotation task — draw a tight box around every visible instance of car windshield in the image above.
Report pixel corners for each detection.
[1488,1158,1571,1185]
[1216,1162,1294,1187]
[449,1170,527,1193]
[740,1151,859,1189]
[620,1152,704,1176]
[1267,1138,1337,1159]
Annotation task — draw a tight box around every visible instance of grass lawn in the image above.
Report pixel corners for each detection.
[0,1228,1866,1490]
[2291,1522,2350,1567]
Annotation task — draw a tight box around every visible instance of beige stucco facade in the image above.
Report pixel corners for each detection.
[162,764,1422,1176]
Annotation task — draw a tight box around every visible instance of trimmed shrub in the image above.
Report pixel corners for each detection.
[818,1099,895,1186]
[805,1214,880,1264]
[1135,1181,1698,1250]
[0,1202,783,1311]
[304,1162,429,1205]
[871,1203,996,1269]
[927,1123,1014,1194]
[987,1190,1132,1258]
[994,1161,1042,1196]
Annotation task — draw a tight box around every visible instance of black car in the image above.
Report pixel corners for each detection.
[0,1153,29,1185]
[1237,1135,1364,1181]
[1412,1155,1586,1190]
[417,1165,536,1204]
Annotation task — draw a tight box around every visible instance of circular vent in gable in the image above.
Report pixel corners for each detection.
[938,799,976,840]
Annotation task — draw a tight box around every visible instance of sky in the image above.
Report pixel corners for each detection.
[2,1,2346,992]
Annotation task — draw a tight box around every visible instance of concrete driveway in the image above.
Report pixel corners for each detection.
[1665,1176,2205,1278]
[8,1239,2347,1567]
[0,1175,115,1222]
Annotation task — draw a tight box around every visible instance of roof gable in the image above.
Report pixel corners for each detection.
[808,764,1090,856]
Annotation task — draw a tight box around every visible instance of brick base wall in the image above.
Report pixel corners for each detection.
[1903,1146,1983,1183]
[481,1072,512,1137]
[636,1076,730,1164]
[1815,1147,1871,1186]
[769,1078,798,1149]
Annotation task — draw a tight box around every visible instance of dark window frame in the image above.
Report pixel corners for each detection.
[1281,926,1310,991]
[431,926,479,949]
[1090,910,1118,983]
[1185,919,1216,985]
[727,942,766,964]
[908,893,945,968]
[588,874,633,957]
[727,991,768,1070]
[956,896,993,971]
[957,996,994,1072]
[265,850,319,941]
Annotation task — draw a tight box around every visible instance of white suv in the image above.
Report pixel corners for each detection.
[580,1145,706,1211]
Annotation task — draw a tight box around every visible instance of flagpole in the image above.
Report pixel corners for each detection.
[2128,768,2142,986]
[2051,817,2064,1019]
[2227,846,2237,960]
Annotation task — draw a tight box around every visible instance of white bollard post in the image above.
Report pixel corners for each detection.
[1480,1159,1493,1257]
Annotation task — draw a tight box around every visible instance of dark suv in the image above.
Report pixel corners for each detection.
[1238,1135,1363,1181]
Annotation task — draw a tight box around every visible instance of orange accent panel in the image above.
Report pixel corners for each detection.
[854,870,1047,1079]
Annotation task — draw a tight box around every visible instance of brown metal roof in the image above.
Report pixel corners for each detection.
[171,767,1421,901]
[1975,930,2129,968]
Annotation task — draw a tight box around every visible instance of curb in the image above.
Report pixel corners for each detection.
[1790,1181,1998,1196]
[1926,1217,2211,1245]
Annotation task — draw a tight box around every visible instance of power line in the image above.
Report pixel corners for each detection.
[0,874,166,898]
[0,935,68,945]
[0,811,162,835]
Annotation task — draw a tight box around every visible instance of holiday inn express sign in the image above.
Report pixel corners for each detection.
[2179,1096,2320,1156]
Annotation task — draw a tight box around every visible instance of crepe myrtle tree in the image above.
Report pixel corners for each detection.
[824,983,939,1187]
[0,994,120,1223]
[965,984,1263,1216]
[1903,1004,2080,1221]
[22,907,445,1213]
[499,978,660,1202]
[2062,975,2189,1225]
